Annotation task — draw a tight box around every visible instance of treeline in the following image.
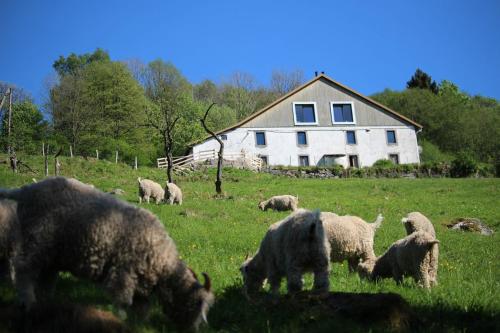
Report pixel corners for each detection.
[0,49,498,170]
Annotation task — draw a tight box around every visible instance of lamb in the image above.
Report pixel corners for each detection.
[402,212,436,238]
[0,199,20,284]
[137,177,164,204]
[357,231,440,289]
[258,195,299,211]
[0,177,214,331]
[240,209,330,297]
[321,213,384,272]
[401,212,438,285]
[165,182,183,205]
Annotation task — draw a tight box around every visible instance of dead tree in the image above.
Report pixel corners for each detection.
[0,88,17,172]
[54,147,62,176]
[200,103,224,194]
[44,144,49,176]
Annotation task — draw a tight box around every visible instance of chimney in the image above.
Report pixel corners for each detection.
[321,71,325,75]
[314,71,318,77]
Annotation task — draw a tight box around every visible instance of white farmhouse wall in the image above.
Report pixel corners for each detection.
[193,125,420,167]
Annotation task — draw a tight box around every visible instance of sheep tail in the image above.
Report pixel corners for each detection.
[0,187,21,201]
[371,213,384,231]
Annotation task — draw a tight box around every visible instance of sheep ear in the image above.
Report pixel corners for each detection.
[202,272,211,291]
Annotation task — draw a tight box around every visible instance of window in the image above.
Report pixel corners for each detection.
[346,130,356,145]
[389,154,399,165]
[255,132,266,146]
[293,102,318,125]
[348,155,359,168]
[331,102,355,124]
[386,130,397,144]
[219,134,227,141]
[317,155,340,167]
[297,131,307,145]
[260,155,268,166]
[299,155,310,166]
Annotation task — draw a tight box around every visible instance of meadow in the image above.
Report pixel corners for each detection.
[0,156,499,332]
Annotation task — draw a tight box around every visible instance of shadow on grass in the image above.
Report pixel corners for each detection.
[207,285,500,333]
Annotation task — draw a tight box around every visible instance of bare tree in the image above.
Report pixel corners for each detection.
[200,103,224,194]
[270,69,305,96]
[54,147,63,176]
[0,88,17,172]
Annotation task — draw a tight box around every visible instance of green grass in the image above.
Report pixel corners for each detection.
[1,155,499,332]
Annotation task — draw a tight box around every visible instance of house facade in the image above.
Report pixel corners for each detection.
[191,74,422,168]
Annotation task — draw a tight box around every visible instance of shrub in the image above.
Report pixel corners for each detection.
[372,159,395,168]
[450,151,478,177]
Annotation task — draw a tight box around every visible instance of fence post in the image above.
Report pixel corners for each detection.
[134,156,138,170]
[96,150,99,160]
[44,144,49,176]
[70,145,73,158]
[42,142,45,157]
[115,151,118,164]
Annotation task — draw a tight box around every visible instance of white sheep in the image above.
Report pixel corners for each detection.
[402,212,436,238]
[240,209,330,297]
[357,231,440,289]
[165,182,183,205]
[137,177,164,204]
[401,212,438,285]
[0,199,20,284]
[258,195,298,211]
[0,177,214,331]
[321,213,384,272]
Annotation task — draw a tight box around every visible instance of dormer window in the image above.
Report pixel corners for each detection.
[293,102,318,125]
[331,102,356,124]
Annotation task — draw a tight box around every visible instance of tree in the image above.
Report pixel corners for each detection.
[53,48,111,77]
[270,69,304,96]
[200,103,224,194]
[220,72,257,120]
[143,59,194,182]
[406,69,439,94]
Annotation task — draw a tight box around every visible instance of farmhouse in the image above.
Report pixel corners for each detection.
[191,74,422,168]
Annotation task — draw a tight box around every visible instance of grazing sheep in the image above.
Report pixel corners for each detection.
[165,182,183,205]
[0,199,20,284]
[258,195,299,212]
[401,212,438,285]
[240,209,330,297]
[137,177,164,204]
[402,212,436,237]
[357,231,439,289]
[321,213,384,272]
[0,177,214,331]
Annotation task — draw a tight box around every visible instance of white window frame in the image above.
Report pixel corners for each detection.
[386,130,398,145]
[346,130,357,145]
[255,131,267,147]
[296,131,308,146]
[293,102,318,126]
[330,101,356,125]
[348,154,359,168]
[298,155,310,167]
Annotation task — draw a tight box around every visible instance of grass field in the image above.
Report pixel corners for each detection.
[0,156,499,332]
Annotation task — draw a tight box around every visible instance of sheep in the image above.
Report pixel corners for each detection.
[165,182,183,205]
[240,209,330,297]
[401,212,438,285]
[137,177,164,204]
[0,199,20,284]
[321,213,384,272]
[357,231,439,289]
[0,177,214,331]
[402,212,436,238]
[258,195,299,211]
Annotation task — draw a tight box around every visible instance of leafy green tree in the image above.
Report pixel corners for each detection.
[53,48,111,77]
[0,101,47,154]
[406,68,439,94]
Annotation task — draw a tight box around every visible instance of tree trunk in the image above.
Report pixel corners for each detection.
[7,89,16,173]
[134,156,138,170]
[164,132,173,183]
[69,145,73,158]
[115,150,118,164]
[200,103,224,195]
[44,145,49,176]
[54,148,62,176]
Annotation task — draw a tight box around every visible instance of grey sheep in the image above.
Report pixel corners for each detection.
[0,199,20,284]
[165,182,183,205]
[137,177,164,204]
[357,231,439,289]
[321,212,383,272]
[0,177,214,330]
[258,195,298,211]
[240,209,330,297]
[401,212,438,285]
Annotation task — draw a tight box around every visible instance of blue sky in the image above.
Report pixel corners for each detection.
[2,0,500,104]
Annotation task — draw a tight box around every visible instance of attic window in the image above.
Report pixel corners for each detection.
[219,134,227,141]
[293,102,318,125]
[331,102,356,124]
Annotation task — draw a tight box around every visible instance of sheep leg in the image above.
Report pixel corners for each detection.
[14,264,37,309]
[105,270,137,307]
[348,258,360,273]
[286,268,303,294]
[131,294,151,318]
[392,267,403,285]
[312,269,330,293]
[416,271,431,289]
[268,274,282,296]
[138,197,142,204]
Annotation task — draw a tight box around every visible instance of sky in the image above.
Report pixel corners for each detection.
[2,0,500,105]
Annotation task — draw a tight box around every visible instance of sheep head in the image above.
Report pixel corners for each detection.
[257,201,266,211]
[240,256,265,297]
[357,259,376,280]
[159,267,214,331]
